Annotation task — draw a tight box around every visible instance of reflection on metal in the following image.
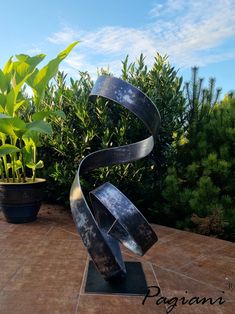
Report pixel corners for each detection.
[70,76,161,281]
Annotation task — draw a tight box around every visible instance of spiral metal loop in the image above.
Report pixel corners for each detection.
[70,76,161,280]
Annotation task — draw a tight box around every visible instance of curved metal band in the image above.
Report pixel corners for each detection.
[70,75,161,280]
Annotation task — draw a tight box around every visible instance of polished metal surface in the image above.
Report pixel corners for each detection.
[70,75,161,280]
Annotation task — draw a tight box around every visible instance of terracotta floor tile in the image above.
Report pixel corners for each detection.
[162,302,235,314]
[209,241,235,259]
[60,223,79,234]
[0,238,43,260]
[39,204,73,226]
[152,224,181,242]
[0,220,17,233]
[179,255,235,301]
[143,243,200,272]
[0,258,24,291]
[46,226,80,241]
[13,220,53,233]
[77,294,166,314]
[0,233,11,240]
[31,238,87,260]
[152,265,234,314]
[0,204,234,313]
[2,227,51,242]
[154,264,228,297]
[143,230,227,271]
[0,290,79,314]
[3,257,86,294]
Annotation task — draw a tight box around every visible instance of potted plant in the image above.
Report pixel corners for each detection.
[0,41,78,223]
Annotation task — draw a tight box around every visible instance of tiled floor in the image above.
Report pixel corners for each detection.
[0,204,234,314]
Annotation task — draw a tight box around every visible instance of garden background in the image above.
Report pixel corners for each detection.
[27,53,234,242]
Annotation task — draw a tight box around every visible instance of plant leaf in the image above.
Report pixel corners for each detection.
[3,57,13,74]
[0,144,20,157]
[35,160,44,169]
[5,89,15,116]
[0,94,6,108]
[15,159,22,171]
[0,116,26,137]
[26,162,35,169]
[13,54,45,87]
[16,54,46,68]
[32,109,66,121]
[14,100,26,112]
[26,160,44,170]
[0,69,8,92]
[22,139,34,163]
[0,119,15,136]
[27,41,79,106]
[25,120,53,136]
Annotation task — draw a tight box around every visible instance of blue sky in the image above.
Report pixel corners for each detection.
[1,0,235,96]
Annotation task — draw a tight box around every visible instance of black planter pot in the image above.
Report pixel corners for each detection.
[0,178,46,224]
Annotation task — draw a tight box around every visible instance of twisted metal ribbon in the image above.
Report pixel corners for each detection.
[70,76,161,280]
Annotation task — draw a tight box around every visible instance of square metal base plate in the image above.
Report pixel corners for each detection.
[84,261,148,295]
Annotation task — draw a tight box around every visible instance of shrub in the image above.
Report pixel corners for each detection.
[38,58,234,241]
[38,53,184,216]
[161,70,235,241]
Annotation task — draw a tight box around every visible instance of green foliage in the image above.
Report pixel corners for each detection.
[162,73,235,241]
[39,53,184,209]
[37,59,234,241]
[0,42,78,182]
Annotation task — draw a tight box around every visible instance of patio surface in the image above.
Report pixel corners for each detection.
[0,204,234,314]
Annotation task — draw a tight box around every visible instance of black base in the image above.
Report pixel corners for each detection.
[85,261,148,295]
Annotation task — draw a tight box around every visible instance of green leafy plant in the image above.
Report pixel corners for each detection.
[30,57,234,241]
[38,53,184,211]
[0,41,78,183]
[161,75,235,241]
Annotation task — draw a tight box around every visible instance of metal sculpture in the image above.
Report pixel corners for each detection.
[70,76,161,281]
